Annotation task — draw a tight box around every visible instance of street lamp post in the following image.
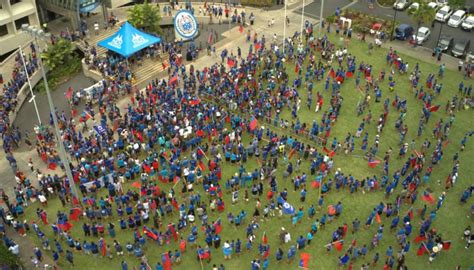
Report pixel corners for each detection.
[318,0,325,38]
[18,45,42,125]
[21,24,79,201]
[300,0,305,39]
[390,8,398,41]
[436,22,444,46]
[283,0,287,54]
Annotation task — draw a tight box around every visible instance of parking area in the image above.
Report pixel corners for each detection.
[300,0,474,59]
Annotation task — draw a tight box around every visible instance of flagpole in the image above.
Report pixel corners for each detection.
[318,0,325,38]
[18,46,41,125]
[197,247,205,270]
[324,239,344,247]
[300,0,305,40]
[283,0,287,55]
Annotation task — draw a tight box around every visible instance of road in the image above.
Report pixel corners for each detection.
[298,0,474,55]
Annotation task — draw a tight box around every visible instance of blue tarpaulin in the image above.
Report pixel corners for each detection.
[97,21,161,58]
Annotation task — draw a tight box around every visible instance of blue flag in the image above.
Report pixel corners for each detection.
[281,200,295,215]
[93,125,107,137]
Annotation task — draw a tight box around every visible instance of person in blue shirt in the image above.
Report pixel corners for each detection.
[155,262,163,270]
[121,261,128,270]
[287,245,296,263]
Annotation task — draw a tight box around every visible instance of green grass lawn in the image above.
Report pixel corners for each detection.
[23,34,474,270]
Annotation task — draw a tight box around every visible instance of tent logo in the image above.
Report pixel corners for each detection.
[174,11,198,40]
[131,33,149,48]
[108,34,123,49]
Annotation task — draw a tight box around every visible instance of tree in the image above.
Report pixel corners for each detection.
[40,38,76,70]
[128,1,162,35]
[408,2,435,45]
[448,0,466,8]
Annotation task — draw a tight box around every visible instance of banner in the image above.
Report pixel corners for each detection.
[174,11,199,41]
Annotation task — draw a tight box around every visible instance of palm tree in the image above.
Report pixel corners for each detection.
[408,3,435,46]
[40,39,75,70]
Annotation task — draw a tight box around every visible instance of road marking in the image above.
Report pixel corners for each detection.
[341,0,359,10]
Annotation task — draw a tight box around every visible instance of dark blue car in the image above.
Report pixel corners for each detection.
[395,24,414,40]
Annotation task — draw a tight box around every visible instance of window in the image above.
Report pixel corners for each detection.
[15,17,29,30]
[0,25,7,37]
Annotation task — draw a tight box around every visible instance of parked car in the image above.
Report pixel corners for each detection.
[435,6,453,22]
[393,0,411,10]
[436,0,448,6]
[463,4,474,14]
[413,27,431,44]
[447,10,467,27]
[461,15,474,31]
[409,2,419,10]
[466,51,474,64]
[437,35,454,51]
[452,39,471,58]
[395,24,414,40]
[427,2,439,9]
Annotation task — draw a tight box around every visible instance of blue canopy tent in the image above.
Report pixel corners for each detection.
[97,21,161,58]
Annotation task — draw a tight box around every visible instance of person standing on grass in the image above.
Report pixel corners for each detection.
[66,250,74,266]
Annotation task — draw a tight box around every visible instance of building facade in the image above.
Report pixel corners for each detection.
[0,0,40,56]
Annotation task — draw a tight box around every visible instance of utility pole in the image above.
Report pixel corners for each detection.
[318,0,324,38]
[18,46,41,125]
[300,0,305,38]
[283,0,287,54]
[390,8,398,40]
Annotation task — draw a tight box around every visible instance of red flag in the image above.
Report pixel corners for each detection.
[168,224,178,242]
[169,75,178,85]
[72,196,80,206]
[322,147,335,158]
[143,164,151,174]
[375,213,382,224]
[417,244,427,256]
[69,208,82,221]
[101,240,107,257]
[198,161,206,172]
[368,160,380,168]
[58,221,72,231]
[262,232,268,244]
[311,181,320,189]
[249,118,258,131]
[214,220,222,235]
[300,252,311,268]
[189,98,201,106]
[255,42,262,50]
[334,241,343,252]
[207,32,213,44]
[345,71,353,78]
[414,235,427,243]
[40,212,48,225]
[162,253,172,270]
[263,247,270,259]
[421,193,435,204]
[171,198,179,211]
[288,148,297,160]
[196,130,205,137]
[65,87,73,99]
[442,241,451,250]
[143,226,158,240]
[239,25,244,33]
[429,105,440,112]
[131,181,141,189]
[227,58,236,68]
